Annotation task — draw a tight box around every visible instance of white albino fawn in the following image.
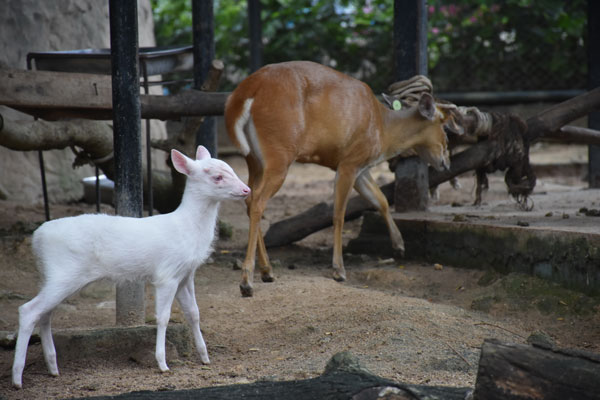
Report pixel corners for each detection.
[12,146,250,389]
[225,61,459,297]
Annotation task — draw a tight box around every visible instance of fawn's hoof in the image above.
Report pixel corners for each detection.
[393,247,405,259]
[261,273,275,283]
[240,283,254,297]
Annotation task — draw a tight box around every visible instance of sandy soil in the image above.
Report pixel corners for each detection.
[1,151,599,399]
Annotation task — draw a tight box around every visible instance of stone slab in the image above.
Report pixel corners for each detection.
[347,188,600,295]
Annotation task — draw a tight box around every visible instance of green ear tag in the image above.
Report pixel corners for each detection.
[392,99,402,111]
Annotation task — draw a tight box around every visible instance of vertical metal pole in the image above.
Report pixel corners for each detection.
[28,57,51,221]
[192,0,217,157]
[248,0,263,72]
[38,151,50,221]
[95,166,101,213]
[141,61,154,215]
[393,0,427,81]
[393,0,429,212]
[109,0,145,326]
[588,0,600,188]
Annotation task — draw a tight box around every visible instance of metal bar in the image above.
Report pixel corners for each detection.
[248,0,263,72]
[142,61,153,216]
[109,0,145,326]
[438,90,586,106]
[29,54,51,221]
[38,150,50,221]
[393,0,428,212]
[588,0,600,188]
[192,0,217,157]
[95,166,101,213]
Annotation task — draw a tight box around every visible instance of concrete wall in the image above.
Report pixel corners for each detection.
[0,0,166,204]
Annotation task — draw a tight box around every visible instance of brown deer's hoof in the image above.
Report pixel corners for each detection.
[332,269,346,282]
[240,283,254,297]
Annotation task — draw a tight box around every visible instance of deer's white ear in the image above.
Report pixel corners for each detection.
[171,149,191,176]
[196,145,211,161]
[418,93,436,121]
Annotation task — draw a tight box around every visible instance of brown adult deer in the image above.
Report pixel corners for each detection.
[225,61,458,297]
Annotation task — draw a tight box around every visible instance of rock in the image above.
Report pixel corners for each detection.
[323,351,372,376]
[232,259,243,270]
[526,330,556,348]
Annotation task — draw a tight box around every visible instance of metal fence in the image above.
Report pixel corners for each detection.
[427,1,587,93]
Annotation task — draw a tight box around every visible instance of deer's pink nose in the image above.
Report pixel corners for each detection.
[241,186,251,196]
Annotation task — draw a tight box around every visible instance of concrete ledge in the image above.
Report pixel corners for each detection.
[1,324,193,364]
[347,211,600,295]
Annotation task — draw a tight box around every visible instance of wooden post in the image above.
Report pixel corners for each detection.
[109,0,145,326]
[192,0,217,157]
[248,0,263,72]
[393,0,429,212]
[394,157,429,211]
[588,0,600,188]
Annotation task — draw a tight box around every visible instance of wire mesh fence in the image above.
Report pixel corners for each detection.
[427,0,587,93]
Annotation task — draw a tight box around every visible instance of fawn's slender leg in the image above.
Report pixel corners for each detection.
[154,282,179,372]
[176,272,210,364]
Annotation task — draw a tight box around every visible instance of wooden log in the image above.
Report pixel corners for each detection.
[0,68,230,120]
[527,87,600,140]
[264,183,394,247]
[72,352,470,400]
[394,156,429,212]
[140,90,229,120]
[473,339,600,400]
[0,69,113,111]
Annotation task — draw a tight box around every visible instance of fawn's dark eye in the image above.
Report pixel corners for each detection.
[213,175,223,183]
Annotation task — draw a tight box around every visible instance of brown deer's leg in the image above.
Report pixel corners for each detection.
[256,227,274,282]
[354,170,405,255]
[240,155,289,297]
[331,166,358,282]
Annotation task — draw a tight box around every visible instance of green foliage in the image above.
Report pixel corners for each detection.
[150,0,587,92]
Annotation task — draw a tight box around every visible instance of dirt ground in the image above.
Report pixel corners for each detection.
[1,149,599,399]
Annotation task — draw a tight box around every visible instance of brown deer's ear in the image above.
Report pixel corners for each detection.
[417,93,436,121]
